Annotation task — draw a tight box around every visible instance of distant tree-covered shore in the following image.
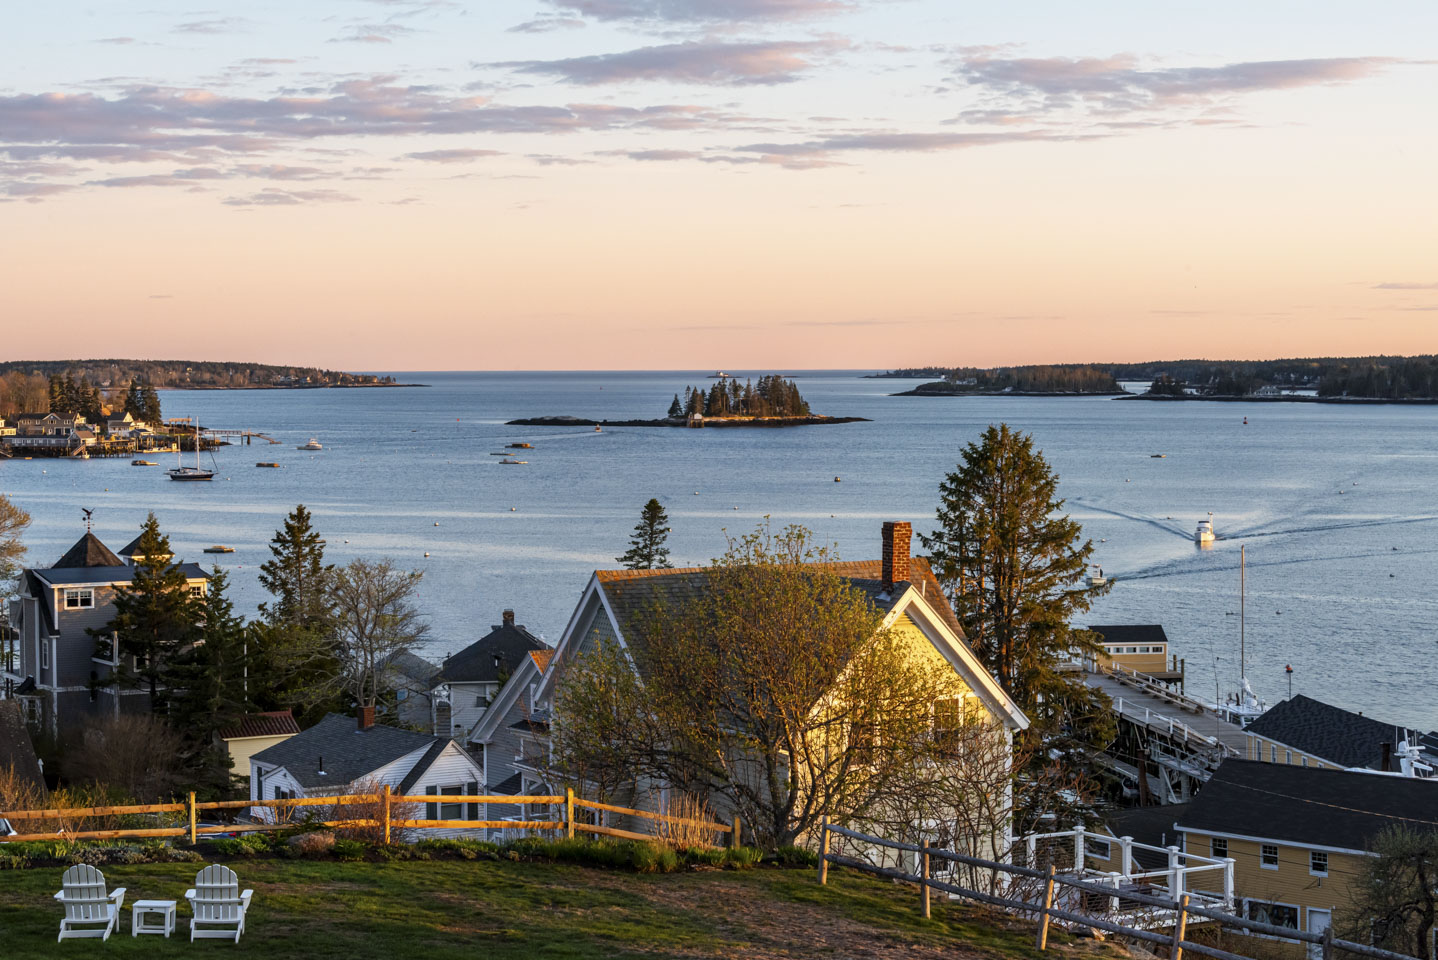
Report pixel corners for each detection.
[876,355,1438,401]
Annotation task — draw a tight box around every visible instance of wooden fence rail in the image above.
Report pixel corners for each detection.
[0,786,738,849]
[816,822,1420,960]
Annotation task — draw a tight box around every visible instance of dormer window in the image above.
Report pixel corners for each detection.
[64,588,94,609]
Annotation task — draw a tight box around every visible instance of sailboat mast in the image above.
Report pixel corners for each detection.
[1239,544,1246,682]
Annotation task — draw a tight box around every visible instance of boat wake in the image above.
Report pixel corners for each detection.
[1075,500,1191,539]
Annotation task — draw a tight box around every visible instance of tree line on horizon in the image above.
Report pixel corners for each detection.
[666,375,811,419]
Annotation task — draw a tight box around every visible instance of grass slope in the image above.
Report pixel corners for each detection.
[0,859,1128,960]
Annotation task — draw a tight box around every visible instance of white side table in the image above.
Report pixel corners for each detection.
[132,899,177,937]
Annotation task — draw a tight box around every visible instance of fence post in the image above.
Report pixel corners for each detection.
[1074,825,1086,874]
[1170,894,1190,960]
[1322,922,1334,960]
[188,791,196,845]
[382,784,392,845]
[1119,835,1134,879]
[1167,845,1185,899]
[1036,863,1056,951]
[565,788,574,839]
[817,816,830,886]
[731,814,742,850]
[921,846,931,920]
[1222,857,1235,911]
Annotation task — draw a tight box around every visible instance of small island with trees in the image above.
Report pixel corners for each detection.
[509,375,868,427]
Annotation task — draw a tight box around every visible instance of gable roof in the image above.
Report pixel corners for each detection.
[52,532,123,569]
[595,556,961,641]
[529,649,553,673]
[250,713,437,790]
[219,711,300,741]
[397,740,458,793]
[1245,695,1422,769]
[436,618,549,685]
[383,651,439,685]
[1178,759,1438,852]
[1088,624,1169,647]
[0,701,44,797]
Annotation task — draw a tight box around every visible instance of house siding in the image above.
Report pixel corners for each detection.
[1180,831,1359,936]
[1244,735,1342,770]
[481,659,544,824]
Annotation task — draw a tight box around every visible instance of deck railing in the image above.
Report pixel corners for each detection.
[816,820,1422,960]
[0,787,738,847]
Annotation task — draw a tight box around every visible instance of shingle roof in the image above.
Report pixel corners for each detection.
[436,620,549,684]
[250,713,438,790]
[1245,695,1420,769]
[383,651,439,684]
[1088,625,1169,647]
[490,772,522,795]
[22,570,56,636]
[34,562,208,587]
[1104,803,1190,870]
[398,740,462,794]
[219,711,300,741]
[1178,759,1438,852]
[52,532,123,569]
[529,649,553,673]
[0,701,44,797]
[595,556,962,641]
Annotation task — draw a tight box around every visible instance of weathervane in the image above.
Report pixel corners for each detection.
[82,508,93,532]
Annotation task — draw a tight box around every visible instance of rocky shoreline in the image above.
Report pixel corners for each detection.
[506,415,869,427]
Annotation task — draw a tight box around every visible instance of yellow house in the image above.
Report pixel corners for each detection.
[1087,624,1184,684]
[1177,759,1438,945]
[219,711,300,779]
[475,522,1030,849]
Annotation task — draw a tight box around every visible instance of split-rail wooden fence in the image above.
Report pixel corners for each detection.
[0,787,739,847]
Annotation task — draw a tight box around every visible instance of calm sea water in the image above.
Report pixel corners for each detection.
[4,371,1435,730]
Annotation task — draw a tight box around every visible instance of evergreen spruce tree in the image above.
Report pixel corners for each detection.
[94,513,203,709]
[617,498,673,569]
[47,374,66,414]
[919,424,1115,811]
[255,505,342,722]
[141,382,162,423]
[667,394,683,418]
[165,567,253,793]
[123,381,145,419]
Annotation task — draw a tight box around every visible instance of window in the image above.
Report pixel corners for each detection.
[1285,750,1292,764]
[1246,900,1299,930]
[1310,851,1328,876]
[1086,838,1111,860]
[41,643,49,670]
[190,585,204,598]
[1211,837,1228,859]
[1261,844,1279,868]
[1270,744,1278,763]
[933,698,965,750]
[273,786,294,801]
[438,785,464,821]
[1300,756,1308,767]
[63,588,94,609]
[850,720,877,766]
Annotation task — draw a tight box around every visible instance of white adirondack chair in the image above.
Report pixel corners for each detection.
[53,864,127,941]
[184,864,253,942]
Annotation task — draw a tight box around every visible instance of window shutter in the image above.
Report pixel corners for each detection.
[426,784,437,820]
[466,781,479,820]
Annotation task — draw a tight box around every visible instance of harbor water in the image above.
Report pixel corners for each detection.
[3,371,1434,730]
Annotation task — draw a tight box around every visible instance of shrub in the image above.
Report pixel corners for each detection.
[333,838,367,861]
[210,837,258,858]
[725,846,763,869]
[288,832,336,858]
[650,793,725,850]
[771,845,817,868]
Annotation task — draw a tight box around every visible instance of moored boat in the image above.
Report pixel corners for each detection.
[298,438,323,451]
[256,462,281,468]
[203,545,235,554]
[131,459,157,466]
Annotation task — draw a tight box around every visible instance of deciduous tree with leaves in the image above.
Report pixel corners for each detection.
[617,498,673,570]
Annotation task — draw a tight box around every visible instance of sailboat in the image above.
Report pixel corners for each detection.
[1211,544,1266,727]
[168,421,215,481]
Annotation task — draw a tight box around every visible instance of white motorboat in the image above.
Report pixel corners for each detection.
[1194,512,1215,544]
[298,438,323,451]
[1085,564,1109,588]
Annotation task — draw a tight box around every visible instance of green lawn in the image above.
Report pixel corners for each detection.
[0,859,1123,960]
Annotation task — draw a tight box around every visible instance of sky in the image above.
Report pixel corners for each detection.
[2,1,1435,371]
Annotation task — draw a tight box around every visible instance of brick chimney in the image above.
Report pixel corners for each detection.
[502,609,515,627]
[881,521,911,594]
[357,705,375,730]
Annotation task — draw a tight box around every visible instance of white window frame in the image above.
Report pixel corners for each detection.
[189,584,204,598]
[41,642,50,670]
[437,785,465,821]
[1285,750,1292,764]
[1261,843,1279,869]
[1245,898,1300,932]
[1309,851,1328,877]
[1211,837,1228,859]
[1087,837,1112,860]
[64,588,94,609]
[1270,744,1278,763]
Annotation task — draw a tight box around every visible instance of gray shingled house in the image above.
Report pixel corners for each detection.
[429,609,549,740]
[3,529,208,736]
[1243,694,1437,775]
[248,710,485,836]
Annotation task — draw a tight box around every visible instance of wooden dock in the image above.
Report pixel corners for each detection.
[1082,665,1247,804]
